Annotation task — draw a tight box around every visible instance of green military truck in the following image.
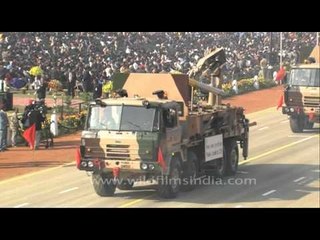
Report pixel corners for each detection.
[77,49,252,198]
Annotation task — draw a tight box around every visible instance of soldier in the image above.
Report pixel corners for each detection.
[0,101,8,151]
[9,108,19,147]
[29,108,45,150]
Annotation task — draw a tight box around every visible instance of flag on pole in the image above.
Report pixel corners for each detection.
[275,66,286,83]
[23,123,36,150]
[75,148,81,169]
[157,147,167,171]
[277,94,284,110]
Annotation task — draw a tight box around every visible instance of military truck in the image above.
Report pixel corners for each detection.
[77,48,252,198]
[282,45,320,133]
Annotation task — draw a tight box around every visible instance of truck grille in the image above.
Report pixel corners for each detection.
[304,96,320,107]
[106,144,130,160]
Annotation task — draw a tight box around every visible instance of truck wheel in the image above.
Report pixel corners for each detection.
[181,151,198,192]
[158,158,181,198]
[225,139,239,176]
[213,147,227,179]
[117,180,134,190]
[289,116,304,133]
[304,121,314,129]
[92,172,116,197]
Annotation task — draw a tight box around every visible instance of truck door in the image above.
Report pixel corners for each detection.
[162,107,181,153]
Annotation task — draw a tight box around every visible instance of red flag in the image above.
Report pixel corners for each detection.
[275,67,286,82]
[75,148,81,169]
[308,113,315,121]
[157,148,167,171]
[277,94,284,110]
[23,123,36,150]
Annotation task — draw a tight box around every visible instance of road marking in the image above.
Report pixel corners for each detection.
[118,194,155,208]
[269,198,281,201]
[262,190,276,196]
[0,162,75,186]
[280,120,289,124]
[246,107,276,117]
[258,126,269,131]
[293,177,306,183]
[298,179,310,185]
[240,134,318,165]
[312,169,320,173]
[295,189,312,193]
[121,134,318,208]
[14,203,30,208]
[237,171,249,174]
[59,187,79,194]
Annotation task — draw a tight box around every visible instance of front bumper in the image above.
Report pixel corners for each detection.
[78,158,160,173]
[282,106,320,122]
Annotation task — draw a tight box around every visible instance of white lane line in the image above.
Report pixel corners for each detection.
[298,179,310,185]
[280,120,289,124]
[295,189,312,193]
[59,187,79,194]
[237,171,249,174]
[312,169,320,173]
[293,177,306,183]
[14,203,30,208]
[269,198,281,201]
[258,126,269,131]
[262,190,276,196]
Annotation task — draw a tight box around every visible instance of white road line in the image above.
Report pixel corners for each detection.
[269,198,281,201]
[280,120,289,124]
[14,203,30,208]
[237,171,249,174]
[258,126,269,131]
[59,187,79,194]
[295,189,312,193]
[312,169,320,173]
[293,177,306,183]
[298,179,310,185]
[262,190,276,196]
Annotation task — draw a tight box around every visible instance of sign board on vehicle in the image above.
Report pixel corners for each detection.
[205,134,223,162]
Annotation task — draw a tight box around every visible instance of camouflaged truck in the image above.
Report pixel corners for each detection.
[77,48,251,198]
[282,45,320,133]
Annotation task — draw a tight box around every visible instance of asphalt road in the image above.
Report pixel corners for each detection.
[0,107,319,208]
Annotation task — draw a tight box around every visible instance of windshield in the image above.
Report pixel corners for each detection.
[290,68,320,87]
[87,105,159,132]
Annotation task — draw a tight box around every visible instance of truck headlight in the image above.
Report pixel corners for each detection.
[81,162,87,167]
[141,163,148,170]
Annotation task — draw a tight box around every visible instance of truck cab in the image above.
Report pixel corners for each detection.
[282,63,320,132]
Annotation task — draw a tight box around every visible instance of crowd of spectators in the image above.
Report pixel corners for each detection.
[0,32,317,96]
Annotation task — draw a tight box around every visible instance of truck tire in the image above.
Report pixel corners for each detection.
[290,116,304,133]
[158,158,181,198]
[304,121,314,129]
[225,139,239,176]
[181,151,198,192]
[117,180,134,190]
[92,172,116,197]
[213,147,227,179]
